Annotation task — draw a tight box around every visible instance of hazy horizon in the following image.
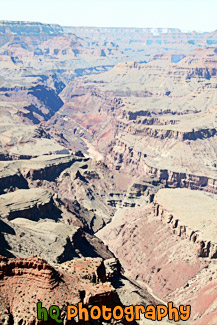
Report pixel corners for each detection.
[0,0,216,33]
[0,20,208,33]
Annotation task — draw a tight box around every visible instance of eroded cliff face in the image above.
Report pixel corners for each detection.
[97,189,217,324]
[106,139,217,194]
[0,155,120,263]
[54,49,217,197]
[153,189,217,259]
[0,153,157,234]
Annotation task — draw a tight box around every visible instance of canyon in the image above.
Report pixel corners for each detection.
[0,21,216,324]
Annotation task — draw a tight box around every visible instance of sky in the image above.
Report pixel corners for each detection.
[0,0,216,32]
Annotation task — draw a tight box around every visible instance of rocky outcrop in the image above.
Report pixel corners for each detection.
[144,163,217,194]
[104,258,121,280]
[154,188,217,259]
[0,171,29,194]
[0,154,85,193]
[22,155,85,181]
[0,255,61,287]
[0,154,118,235]
[56,158,117,233]
[0,216,115,265]
[0,255,121,324]
[0,84,64,125]
[0,186,114,263]
[71,228,114,260]
[130,125,217,141]
[0,188,61,221]
[0,122,69,159]
[106,139,217,194]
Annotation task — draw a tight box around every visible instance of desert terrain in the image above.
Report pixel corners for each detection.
[0,20,216,324]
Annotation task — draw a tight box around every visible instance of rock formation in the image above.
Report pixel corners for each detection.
[0,20,217,324]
